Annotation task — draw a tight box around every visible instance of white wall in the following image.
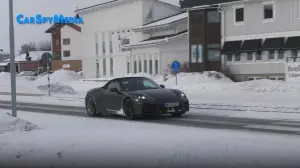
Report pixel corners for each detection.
[77,0,184,78]
[129,34,188,75]
[224,0,300,40]
[78,0,144,78]
[60,26,81,60]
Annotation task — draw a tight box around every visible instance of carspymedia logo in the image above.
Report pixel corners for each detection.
[16,14,84,24]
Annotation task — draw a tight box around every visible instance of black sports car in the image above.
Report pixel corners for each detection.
[85,77,189,119]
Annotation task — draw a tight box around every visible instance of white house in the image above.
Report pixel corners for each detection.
[61,25,82,60]
[74,0,184,78]
[221,0,300,81]
[124,12,188,75]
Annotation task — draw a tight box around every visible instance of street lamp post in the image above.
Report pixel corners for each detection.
[9,0,17,117]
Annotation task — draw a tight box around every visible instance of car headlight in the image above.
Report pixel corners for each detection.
[138,96,147,100]
[180,93,186,97]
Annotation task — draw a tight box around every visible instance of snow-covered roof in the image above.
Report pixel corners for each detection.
[124,31,187,48]
[0,62,9,66]
[3,51,51,62]
[133,12,188,31]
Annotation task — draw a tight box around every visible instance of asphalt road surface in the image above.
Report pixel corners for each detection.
[1,100,300,136]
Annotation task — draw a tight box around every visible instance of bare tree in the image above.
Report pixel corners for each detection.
[19,42,37,55]
[37,40,51,51]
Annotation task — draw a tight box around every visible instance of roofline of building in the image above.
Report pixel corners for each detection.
[75,0,179,14]
[75,0,119,12]
[45,23,81,33]
[181,0,244,11]
[142,11,186,26]
[132,17,187,32]
[124,31,187,48]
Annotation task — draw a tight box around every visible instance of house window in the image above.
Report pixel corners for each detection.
[278,50,284,59]
[134,61,137,74]
[56,39,60,46]
[103,59,106,76]
[227,54,233,62]
[149,60,153,74]
[292,50,298,57]
[144,60,147,73]
[268,50,275,60]
[155,60,158,75]
[63,38,70,45]
[235,53,241,61]
[95,34,99,56]
[127,62,130,74]
[191,44,203,63]
[207,10,220,23]
[298,0,300,18]
[255,51,262,60]
[207,43,221,62]
[263,2,274,20]
[109,33,113,53]
[102,33,106,54]
[110,58,113,76]
[235,7,244,23]
[63,50,70,57]
[207,50,221,61]
[139,59,142,73]
[247,52,253,61]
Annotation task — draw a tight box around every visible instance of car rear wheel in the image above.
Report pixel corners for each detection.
[86,95,97,117]
[124,99,136,120]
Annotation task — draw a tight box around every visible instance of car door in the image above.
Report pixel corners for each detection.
[104,82,124,112]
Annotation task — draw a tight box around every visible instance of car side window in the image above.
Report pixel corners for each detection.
[143,80,156,88]
[107,82,116,90]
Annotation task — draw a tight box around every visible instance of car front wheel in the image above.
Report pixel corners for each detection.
[123,99,137,120]
[85,95,97,117]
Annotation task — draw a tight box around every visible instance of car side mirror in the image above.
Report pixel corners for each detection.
[160,85,165,88]
[110,88,119,93]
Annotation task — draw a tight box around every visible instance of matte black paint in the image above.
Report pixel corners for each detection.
[85,77,190,117]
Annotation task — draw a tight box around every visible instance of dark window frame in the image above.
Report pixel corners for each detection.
[235,7,244,23]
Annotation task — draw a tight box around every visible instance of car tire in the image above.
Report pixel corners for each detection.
[124,99,137,120]
[85,95,98,117]
[171,112,185,117]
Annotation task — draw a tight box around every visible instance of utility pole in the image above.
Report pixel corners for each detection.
[9,0,17,117]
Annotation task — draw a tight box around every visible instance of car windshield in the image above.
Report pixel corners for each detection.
[118,78,161,91]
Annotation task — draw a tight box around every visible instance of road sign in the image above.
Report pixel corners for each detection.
[171,60,181,73]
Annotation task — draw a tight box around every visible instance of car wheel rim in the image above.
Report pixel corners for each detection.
[87,98,94,115]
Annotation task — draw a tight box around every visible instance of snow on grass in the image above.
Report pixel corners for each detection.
[1,110,300,167]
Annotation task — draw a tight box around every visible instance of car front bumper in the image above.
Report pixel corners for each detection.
[133,100,189,116]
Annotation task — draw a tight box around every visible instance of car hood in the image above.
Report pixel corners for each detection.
[126,89,182,102]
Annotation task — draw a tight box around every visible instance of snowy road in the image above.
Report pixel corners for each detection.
[1,100,300,135]
[1,111,300,168]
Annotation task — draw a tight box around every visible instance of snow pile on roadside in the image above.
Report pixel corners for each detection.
[0,112,39,133]
[238,79,300,93]
[35,69,83,85]
[35,69,83,94]
[37,83,77,94]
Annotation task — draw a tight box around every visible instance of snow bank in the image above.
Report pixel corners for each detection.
[0,112,39,133]
[35,69,83,94]
[238,79,300,93]
[35,69,83,85]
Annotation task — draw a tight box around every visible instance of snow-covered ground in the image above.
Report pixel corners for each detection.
[1,110,300,167]
[1,69,300,121]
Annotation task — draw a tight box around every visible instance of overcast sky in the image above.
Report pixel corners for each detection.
[0,0,179,54]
